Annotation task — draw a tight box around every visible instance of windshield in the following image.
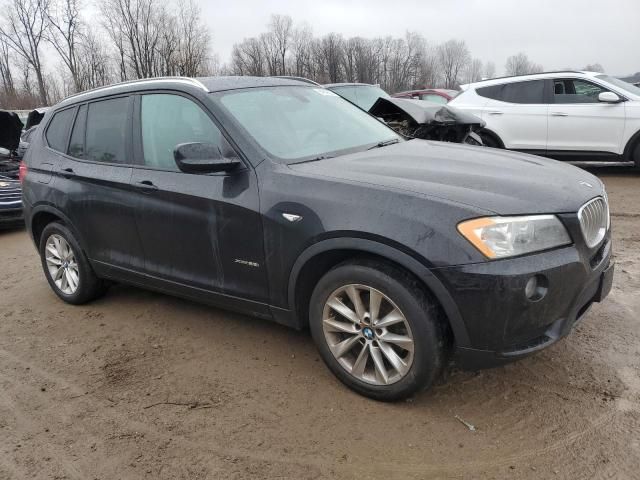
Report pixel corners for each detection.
[217,86,400,162]
[596,75,640,97]
[328,85,391,111]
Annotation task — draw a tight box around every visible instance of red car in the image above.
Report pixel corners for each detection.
[392,88,459,104]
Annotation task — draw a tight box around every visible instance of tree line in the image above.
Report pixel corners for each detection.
[1,1,605,110]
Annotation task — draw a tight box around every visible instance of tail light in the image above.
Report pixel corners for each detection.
[18,161,28,184]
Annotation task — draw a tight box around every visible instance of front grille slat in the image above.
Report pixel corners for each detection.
[578,197,608,248]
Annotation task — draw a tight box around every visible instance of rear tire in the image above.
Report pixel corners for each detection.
[309,259,444,401]
[39,222,106,304]
[632,140,640,170]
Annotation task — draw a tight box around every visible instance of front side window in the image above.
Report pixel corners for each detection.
[140,94,228,171]
[85,97,129,163]
[501,80,545,104]
[553,79,607,104]
[45,108,76,153]
[218,86,400,162]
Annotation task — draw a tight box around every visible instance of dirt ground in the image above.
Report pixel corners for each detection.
[1,167,639,480]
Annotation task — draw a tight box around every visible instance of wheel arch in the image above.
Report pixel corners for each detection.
[29,205,83,248]
[623,128,640,164]
[479,128,505,149]
[287,237,471,348]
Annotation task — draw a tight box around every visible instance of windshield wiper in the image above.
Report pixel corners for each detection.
[288,155,335,165]
[367,138,400,150]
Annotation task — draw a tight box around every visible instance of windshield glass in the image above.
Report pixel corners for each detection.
[596,75,640,97]
[329,85,390,111]
[217,86,400,162]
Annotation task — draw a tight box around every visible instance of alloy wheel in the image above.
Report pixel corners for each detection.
[45,234,80,295]
[322,284,414,385]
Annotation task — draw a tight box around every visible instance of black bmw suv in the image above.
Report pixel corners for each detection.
[21,77,614,401]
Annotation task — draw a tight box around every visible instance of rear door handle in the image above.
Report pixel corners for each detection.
[487,111,503,115]
[61,167,76,179]
[135,180,158,192]
[551,112,569,116]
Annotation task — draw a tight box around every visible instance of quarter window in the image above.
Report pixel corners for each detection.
[140,94,229,171]
[45,108,75,153]
[476,84,504,101]
[553,79,607,103]
[501,80,545,104]
[85,97,129,163]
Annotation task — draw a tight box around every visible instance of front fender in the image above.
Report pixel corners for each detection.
[287,236,471,348]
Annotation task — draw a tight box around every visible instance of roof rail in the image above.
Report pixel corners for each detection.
[471,70,588,84]
[61,76,209,103]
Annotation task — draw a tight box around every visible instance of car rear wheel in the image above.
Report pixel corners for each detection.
[309,259,444,401]
[39,222,106,304]
[632,139,640,169]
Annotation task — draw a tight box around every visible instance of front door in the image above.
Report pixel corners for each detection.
[547,78,626,155]
[129,92,269,306]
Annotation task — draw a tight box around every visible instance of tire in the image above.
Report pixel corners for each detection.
[308,259,444,401]
[39,222,106,304]
[479,130,502,149]
[632,140,640,170]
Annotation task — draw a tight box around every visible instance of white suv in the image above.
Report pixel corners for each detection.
[449,71,640,167]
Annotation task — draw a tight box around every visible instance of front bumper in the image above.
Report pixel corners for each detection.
[434,234,613,370]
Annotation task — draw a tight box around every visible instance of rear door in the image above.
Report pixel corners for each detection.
[547,78,625,155]
[129,92,269,307]
[479,80,548,151]
[54,96,144,271]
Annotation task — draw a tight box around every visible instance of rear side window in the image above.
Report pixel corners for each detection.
[476,84,504,101]
[501,80,545,104]
[68,104,87,159]
[45,108,75,153]
[85,97,129,164]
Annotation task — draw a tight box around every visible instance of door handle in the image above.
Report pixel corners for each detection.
[60,167,76,179]
[135,180,158,192]
[551,112,569,116]
[488,111,503,115]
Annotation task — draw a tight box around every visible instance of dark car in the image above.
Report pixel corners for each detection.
[22,76,614,401]
[0,175,23,228]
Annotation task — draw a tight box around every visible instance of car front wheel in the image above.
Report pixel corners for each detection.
[309,259,444,401]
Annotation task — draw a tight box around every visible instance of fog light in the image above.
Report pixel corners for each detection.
[525,275,548,301]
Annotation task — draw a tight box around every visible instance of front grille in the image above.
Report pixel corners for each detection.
[578,197,608,248]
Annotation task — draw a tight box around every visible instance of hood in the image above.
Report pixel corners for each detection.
[0,110,24,151]
[288,140,603,215]
[25,107,49,130]
[369,97,484,126]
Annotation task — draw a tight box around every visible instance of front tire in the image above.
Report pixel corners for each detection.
[39,222,106,304]
[309,259,444,401]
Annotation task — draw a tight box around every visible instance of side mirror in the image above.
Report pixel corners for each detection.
[173,142,241,173]
[598,92,622,103]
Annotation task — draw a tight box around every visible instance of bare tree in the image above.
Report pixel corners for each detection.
[0,0,51,105]
[505,52,543,76]
[437,39,470,89]
[463,58,483,84]
[77,31,112,89]
[289,23,313,78]
[45,0,83,92]
[175,0,210,77]
[583,63,604,73]
[268,14,292,76]
[231,37,265,76]
[483,61,496,79]
[0,36,15,99]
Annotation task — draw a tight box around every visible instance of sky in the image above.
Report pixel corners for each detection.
[199,0,640,76]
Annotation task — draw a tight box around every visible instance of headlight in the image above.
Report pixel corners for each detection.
[457,215,572,259]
